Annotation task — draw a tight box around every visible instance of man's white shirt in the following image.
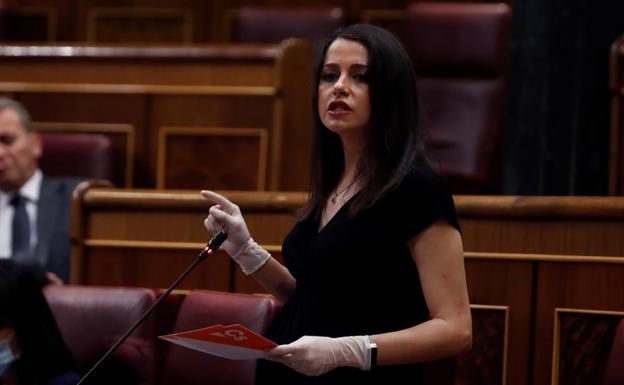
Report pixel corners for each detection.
[0,169,42,258]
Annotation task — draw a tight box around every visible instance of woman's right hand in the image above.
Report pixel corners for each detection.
[201,190,251,256]
[201,190,270,275]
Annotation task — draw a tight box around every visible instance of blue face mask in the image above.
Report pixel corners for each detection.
[0,334,18,378]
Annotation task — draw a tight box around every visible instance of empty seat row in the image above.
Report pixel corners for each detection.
[44,286,280,385]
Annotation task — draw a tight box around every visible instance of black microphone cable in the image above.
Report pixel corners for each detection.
[76,230,228,385]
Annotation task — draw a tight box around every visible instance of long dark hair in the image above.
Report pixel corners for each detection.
[302,24,431,220]
[0,261,76,384]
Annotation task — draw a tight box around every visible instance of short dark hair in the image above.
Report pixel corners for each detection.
[0,97,33,132]
[302,24,431,220]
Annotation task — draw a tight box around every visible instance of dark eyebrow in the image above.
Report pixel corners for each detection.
[350,64,369,71]
[322,63,369,71]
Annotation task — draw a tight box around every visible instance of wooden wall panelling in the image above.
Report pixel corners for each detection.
[464,257,533,385]
[33,121,135,187]
[0,41,313,190]
[456,195,624,255]
[0,51,277,85]
[273,39,314,190]
[70,192,624,284]
[74,0,213,42]
[142,68,279,189]
[141,40,312,190]
[457,305,510,385]
[532,260,624,385]
[148,93,275,190]
[221,8,241,43]
[156,126,268,190]
[70,187,306,287]
[461,217,624,256]
[72,190,232,289]
[609,36,624,195]
[78,190,304,243]
[82,246,232,291]
[456,196,624,384]
[551,309,624,385]
[86,7,194,43]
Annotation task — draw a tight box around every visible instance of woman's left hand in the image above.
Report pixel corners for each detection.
[265,335,370,376]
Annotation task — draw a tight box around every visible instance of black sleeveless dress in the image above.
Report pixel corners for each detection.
[255,169,459,385]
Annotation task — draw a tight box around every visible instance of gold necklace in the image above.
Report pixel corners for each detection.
[331,177,361,204]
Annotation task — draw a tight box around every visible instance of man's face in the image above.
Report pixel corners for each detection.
[0,108,41,192]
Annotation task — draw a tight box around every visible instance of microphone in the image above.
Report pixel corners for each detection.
[76,231,228,385]
[199,230,229,259]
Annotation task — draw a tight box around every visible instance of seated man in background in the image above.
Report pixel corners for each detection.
[0,97,79,283]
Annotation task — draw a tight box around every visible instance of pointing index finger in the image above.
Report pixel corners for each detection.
[201,190,236,213]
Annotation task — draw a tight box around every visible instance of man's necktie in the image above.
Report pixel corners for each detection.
[10,194,31,256]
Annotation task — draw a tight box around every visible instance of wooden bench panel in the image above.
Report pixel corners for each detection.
[0,42,313,190]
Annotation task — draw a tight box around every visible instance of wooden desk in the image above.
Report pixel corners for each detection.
[70,187,306,289]
[71,189,624,385]
[0,41,313,190]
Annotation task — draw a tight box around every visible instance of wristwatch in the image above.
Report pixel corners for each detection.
[368,336,378,370]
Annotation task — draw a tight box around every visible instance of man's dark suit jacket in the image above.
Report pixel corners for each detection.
[14,176,80,283]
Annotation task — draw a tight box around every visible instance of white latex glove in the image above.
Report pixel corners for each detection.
[265,335,371,377]
[201,190,270,275]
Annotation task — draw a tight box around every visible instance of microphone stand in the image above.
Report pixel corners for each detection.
[76,231,228,385]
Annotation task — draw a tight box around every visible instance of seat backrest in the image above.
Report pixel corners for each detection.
[404,2,511,193]
[0,1,15,41]
[230,6,345,47]
[39,132,115,184]
[44,285,158,385]
[604,318,624,385]
[161,290,280,385]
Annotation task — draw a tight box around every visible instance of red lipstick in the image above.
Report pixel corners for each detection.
[328,100,352,116]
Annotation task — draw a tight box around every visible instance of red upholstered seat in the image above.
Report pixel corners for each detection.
[44,285,158,385]
[231,6,345,47]
[604,318,624,385]
[405,2,511,194]
[39,133,115,183]
[161,290,280,385]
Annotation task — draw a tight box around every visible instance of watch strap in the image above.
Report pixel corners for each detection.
[367,336,378,370]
